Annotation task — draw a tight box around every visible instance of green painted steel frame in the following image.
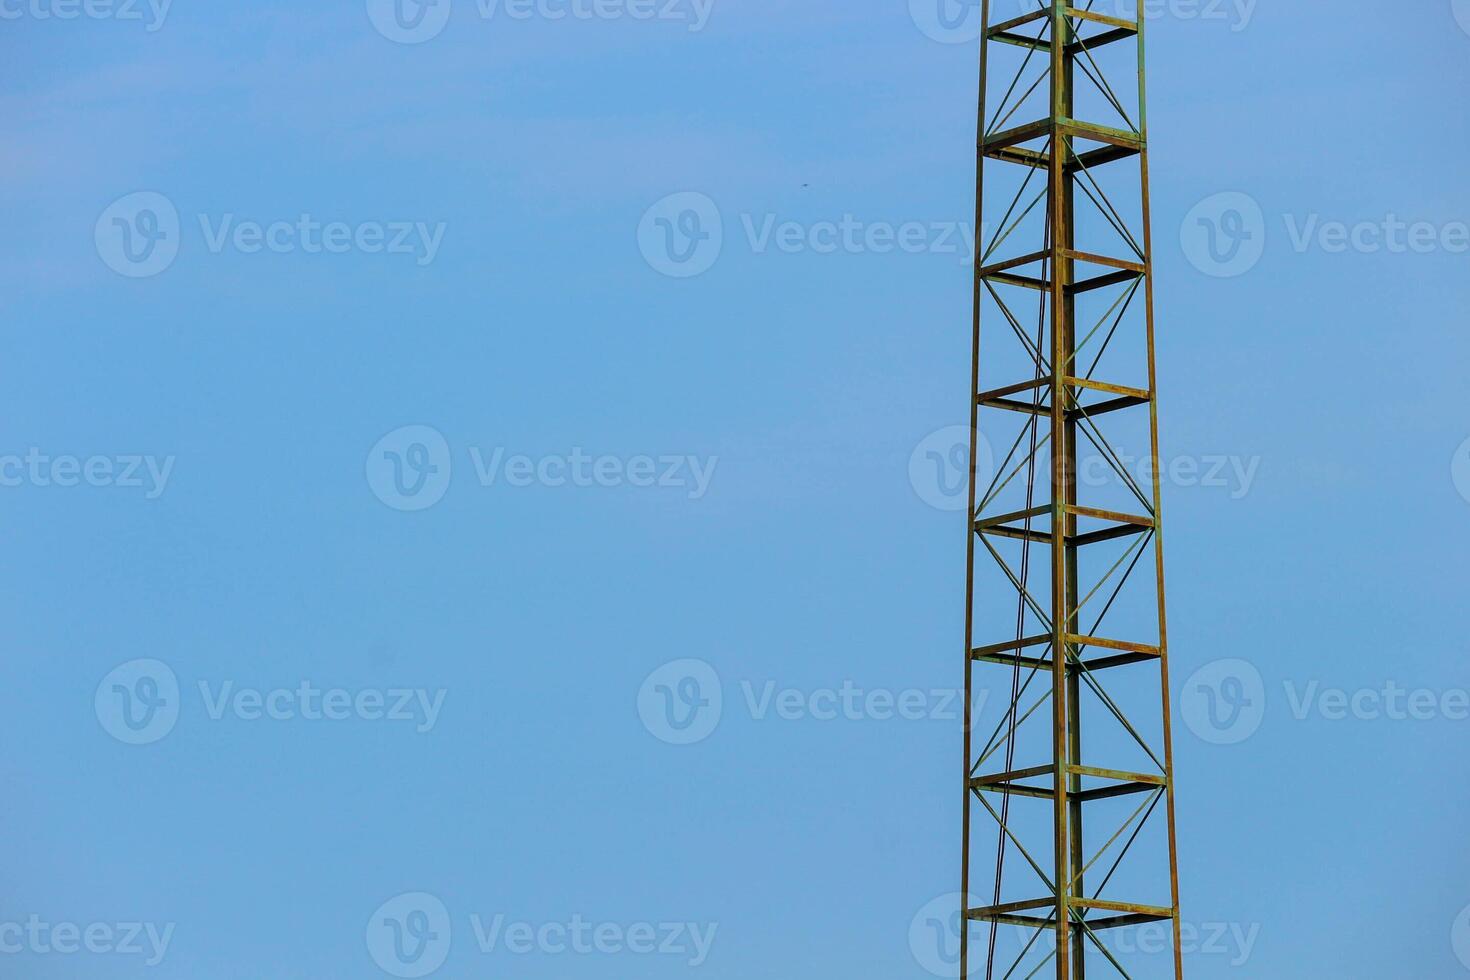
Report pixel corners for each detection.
[961,4,1185,979]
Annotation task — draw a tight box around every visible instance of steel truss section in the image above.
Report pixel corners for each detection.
[961,4,1185,979]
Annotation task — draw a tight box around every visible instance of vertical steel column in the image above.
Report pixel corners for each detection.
[1045,4,1075,975]
[958,3,991,978]
[1135,9,1187,979]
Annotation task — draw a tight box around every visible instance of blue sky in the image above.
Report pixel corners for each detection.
[1,1,1469,977]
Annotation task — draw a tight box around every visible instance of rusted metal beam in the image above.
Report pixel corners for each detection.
[1071,898,1173,919]
[977,377,1052,404]
[979,250,1051,280]
[983,396,1053,418]
[1064,7,1135,32]
[986,9,1048,37]
[1064,634,1159,656]
[1069,268,1144,295]
[973,765,1055,787]
[1068,393,1149,419]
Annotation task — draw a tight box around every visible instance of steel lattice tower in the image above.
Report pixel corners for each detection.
[961,4,1184,978]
